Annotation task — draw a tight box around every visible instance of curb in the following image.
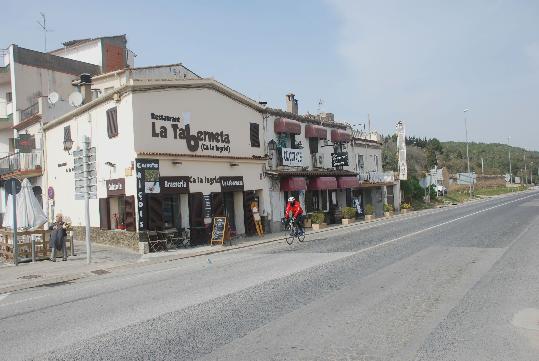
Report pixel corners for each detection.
[2,189,535,295]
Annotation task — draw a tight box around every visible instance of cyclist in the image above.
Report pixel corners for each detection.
[284,196,304,235]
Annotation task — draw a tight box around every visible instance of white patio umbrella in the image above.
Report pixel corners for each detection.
[2,178,47,231]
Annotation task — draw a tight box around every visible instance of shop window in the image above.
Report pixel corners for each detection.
[305,191,314,213]
[249,123,260,147]
[305,190,319,212]
[162,194,182,230]
[309,138,318,154]
[321,190,328,211]
[106,107,118,138]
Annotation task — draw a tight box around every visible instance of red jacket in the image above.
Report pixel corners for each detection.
[285,201,303,219]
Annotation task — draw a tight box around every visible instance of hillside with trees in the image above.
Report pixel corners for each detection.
[383,135,539,180]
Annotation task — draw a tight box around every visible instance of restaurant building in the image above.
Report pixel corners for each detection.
[262,95,400,231]
[44,71,269,248]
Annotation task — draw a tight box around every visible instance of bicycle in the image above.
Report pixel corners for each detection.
[282,217,305,245]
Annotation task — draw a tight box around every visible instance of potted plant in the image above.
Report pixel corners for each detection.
[310,211,326,231]
[384,203,394,217]
[364,204,375,221]
[401,202,412,214]
[341,207,357,225]
[303,214,312,228]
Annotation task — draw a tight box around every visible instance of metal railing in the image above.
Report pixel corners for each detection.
[20,102,39,122]
[0,151,43,175]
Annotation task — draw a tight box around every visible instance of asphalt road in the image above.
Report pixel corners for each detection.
[1,190,539,361]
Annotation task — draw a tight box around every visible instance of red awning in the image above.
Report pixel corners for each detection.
[274,117,301,135]
[280,177,307,191]
[330,129,352,143]
[337,176,360,189]
[305,125,328,139]
[308,177,338,190]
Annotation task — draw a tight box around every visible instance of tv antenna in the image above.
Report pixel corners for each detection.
[36,12,53,52]
[317,98,324,114]
[68,91,83,107]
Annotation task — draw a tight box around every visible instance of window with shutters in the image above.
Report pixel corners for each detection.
[63,126,72,145]
[249,123,260,147]
[106,107,118,138]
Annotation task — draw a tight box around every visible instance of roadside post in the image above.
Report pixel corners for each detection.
[11,178,18,266]
[74,135,96,264]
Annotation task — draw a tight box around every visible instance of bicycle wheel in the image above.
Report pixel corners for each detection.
[297,231,305,242]
[285,233,294,245]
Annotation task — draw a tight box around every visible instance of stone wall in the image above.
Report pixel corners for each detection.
[72,226,139,251]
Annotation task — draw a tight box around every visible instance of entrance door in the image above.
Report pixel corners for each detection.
[243,191,257,236]
[188,192,205,245]
[147,194,164,231]
[223,192,235,233]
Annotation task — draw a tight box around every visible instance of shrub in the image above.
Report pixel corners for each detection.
[365,204,374,215]
[341,207,357,219]
[401,202,412,209]
[310,212,325,224]
[384,203,394,212]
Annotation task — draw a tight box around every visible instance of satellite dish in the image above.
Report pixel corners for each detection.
[68,91,83,107]
[48,91,59,105]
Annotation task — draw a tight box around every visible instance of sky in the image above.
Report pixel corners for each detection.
[2,0,538,150]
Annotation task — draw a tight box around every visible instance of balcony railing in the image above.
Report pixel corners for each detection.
[0,151,43,176]
[20,102,39,122]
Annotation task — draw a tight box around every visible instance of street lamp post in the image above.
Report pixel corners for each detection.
[464,109,472,197]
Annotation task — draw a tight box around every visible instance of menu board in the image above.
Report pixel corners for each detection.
[211,217,228,245]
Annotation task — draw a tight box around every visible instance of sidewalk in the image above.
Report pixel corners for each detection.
[1,190,534,295]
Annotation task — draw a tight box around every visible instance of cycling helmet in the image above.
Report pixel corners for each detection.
[288,196,295,203]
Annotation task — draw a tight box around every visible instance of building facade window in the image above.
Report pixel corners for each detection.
[106,107,118,138]
[309,138,318,154]
[249,123,260,147]
[6,92,12,103]
[357,155,364,172]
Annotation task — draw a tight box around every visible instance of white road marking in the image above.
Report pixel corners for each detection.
[0,293,11,302]
[347,193,538,256]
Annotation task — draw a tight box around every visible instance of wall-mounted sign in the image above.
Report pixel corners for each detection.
[220,176,244,192]
[15,134,35,153]
[331,152,349,167]
[106,178,126,197]
[203,194,212,219]
[159,176,189,194]
[135,158,160,230]
[281,148,303,167]
[150,112,231,154]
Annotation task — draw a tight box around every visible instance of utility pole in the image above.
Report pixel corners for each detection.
[524,154,527,185]
[464,109,472,197]
[508,137,512,185]
[481,157,484,174]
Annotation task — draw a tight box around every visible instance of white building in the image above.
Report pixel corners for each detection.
[0,35,134,224]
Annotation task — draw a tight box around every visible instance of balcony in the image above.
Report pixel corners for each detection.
[20,102,39,121]
[0,151,43,178]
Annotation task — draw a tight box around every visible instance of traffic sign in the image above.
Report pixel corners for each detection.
[74,170,97,180]
[75,192,97,200]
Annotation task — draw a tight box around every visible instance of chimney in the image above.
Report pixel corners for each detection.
[286,93,298,114]
[80,73,92,104]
